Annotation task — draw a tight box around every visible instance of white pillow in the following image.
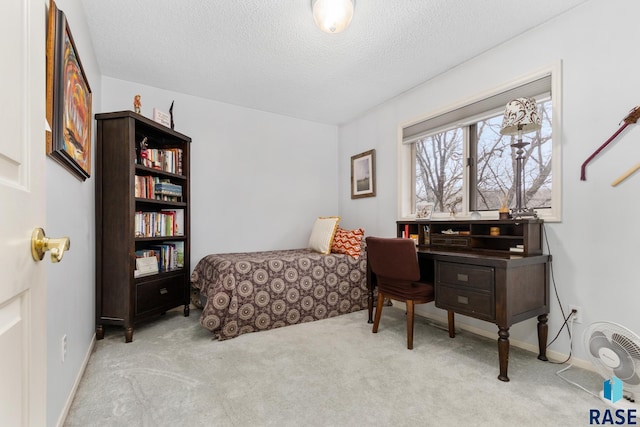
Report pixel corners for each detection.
[307,216,340,254]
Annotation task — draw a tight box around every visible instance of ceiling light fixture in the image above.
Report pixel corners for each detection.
[311,0,355,34]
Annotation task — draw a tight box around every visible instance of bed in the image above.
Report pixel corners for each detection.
[190,246,369,340]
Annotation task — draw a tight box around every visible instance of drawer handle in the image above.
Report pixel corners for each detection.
[160,287,168,295]
[457,273,468,282]
[457,295,469,305]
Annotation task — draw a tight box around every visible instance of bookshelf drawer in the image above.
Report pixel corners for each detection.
[437,262,494,292]
[436,285,494,321]
[135,276,184,315]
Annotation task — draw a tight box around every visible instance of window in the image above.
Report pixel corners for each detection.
[399,67,561,221]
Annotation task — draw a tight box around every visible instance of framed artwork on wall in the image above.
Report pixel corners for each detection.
[46,0,92,181]
[350,149,376,199]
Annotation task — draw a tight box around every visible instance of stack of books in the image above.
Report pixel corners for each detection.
[154,182,182,201]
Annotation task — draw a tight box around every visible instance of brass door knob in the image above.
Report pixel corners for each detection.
[31,228,70,263]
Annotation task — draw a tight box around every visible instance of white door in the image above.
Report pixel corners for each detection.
[0,0,47,426]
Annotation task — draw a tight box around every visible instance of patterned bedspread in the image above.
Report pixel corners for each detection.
[190,248,368,340]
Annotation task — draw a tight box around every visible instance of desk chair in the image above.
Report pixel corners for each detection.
[366,236,437,350]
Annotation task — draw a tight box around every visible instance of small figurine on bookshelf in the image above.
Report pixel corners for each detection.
[169,100,175,130]
[137,136,148,165]
[133,94,141,114]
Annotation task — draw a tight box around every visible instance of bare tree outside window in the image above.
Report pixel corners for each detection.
[415,100,552,214]
[415,128,463,214]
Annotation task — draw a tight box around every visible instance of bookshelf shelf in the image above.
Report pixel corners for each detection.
[134,268,185,283]
[135,236,187,242]
[95,110,191,343]
[134,164,186,180]
[134,197,187,207]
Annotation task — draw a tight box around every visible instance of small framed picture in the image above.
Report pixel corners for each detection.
[351,149,376,199]
[153,108,171,127]
[416,202,434,219]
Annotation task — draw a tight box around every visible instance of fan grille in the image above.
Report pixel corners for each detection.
[584,322,640,390]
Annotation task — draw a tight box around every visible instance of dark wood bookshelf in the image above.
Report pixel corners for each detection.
[95,110,191,342]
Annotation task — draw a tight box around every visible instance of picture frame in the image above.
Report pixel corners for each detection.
[46,0,92,181]
[416,202,434,219]
[350,149,376,199]
[153,108,171,127]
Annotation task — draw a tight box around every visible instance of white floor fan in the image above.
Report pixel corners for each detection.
[584,321,640,408]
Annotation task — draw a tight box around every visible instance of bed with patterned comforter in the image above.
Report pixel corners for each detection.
[190,247,368,340]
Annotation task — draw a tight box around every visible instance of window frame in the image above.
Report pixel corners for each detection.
[398,64,562,222]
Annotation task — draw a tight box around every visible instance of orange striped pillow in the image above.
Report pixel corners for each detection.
[331,227,365,258]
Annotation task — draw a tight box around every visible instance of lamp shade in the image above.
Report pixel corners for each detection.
[312,0,354,34]
[500,97,542,136]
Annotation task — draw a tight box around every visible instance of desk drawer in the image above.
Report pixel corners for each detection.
[431,236,470,249]
[437,262,494,292]
[436,285,494,321]
[136,276,184,316]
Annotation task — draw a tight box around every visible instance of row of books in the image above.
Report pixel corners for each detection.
[135,209,184,238]
[138,147,183,175]
[135,175,183,201]
[134,241,184,277]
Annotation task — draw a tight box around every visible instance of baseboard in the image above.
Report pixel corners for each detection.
[56,333,96,427]
[390,304,596,373]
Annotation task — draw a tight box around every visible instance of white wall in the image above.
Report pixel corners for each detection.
[101,77,339,264]
[45,0,101,426]
[338,0,640,364]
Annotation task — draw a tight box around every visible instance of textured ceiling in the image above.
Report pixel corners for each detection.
[81,0,588,125]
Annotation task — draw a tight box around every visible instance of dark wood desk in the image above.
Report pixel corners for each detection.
[367,248,550,382]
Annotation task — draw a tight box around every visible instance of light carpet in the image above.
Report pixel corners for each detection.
[64,307,608,426]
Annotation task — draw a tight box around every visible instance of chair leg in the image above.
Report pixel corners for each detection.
[372,292,385,333]
[448,310,456,338]
[406,299,414,350]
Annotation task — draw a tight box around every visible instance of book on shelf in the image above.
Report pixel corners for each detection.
[176,241,184,268]
[509,245,525,253]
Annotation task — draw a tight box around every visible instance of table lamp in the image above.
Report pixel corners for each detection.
[500,97,542,219]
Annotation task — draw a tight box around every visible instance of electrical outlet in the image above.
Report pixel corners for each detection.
[61,334,67,362]
[569,305,582,324]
